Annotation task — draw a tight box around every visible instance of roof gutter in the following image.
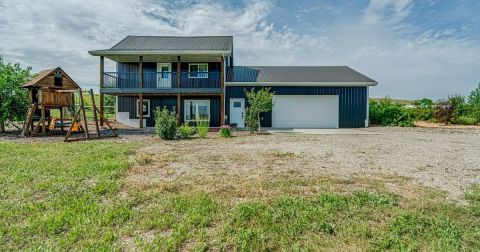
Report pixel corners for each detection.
[225,81,378,87]
[88,50,232,56]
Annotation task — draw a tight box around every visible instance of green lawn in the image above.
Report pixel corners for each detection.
[0,141,479,251]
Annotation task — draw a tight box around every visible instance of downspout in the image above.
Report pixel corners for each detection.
[365,86,369,127]
[222,53,226,125]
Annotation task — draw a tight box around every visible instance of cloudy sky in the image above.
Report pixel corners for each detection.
[1,0,479,99]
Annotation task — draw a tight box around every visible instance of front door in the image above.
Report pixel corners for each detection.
[157,63,172,88]
[229,98,245,128]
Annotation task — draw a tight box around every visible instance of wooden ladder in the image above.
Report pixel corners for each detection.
[23,103,38,136]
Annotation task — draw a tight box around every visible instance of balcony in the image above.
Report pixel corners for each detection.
[102,71,221,94]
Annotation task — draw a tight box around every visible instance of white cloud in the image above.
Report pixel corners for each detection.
[0,0,479,99]
[364,0,413,24]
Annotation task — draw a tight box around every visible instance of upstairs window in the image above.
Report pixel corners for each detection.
[189,63,208,78]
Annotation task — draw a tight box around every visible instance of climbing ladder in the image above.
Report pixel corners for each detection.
[22,103,38,136]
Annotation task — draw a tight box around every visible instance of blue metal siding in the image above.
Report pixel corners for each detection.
[225,86,367,128]
[145,96,177,127]
[117,95,221,127]
[117,96,136,119]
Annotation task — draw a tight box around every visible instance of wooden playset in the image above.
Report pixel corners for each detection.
[22,67,117,141]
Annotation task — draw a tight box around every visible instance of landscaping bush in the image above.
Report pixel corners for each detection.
[178,123,195,138]
[154,106,178,140]
[219,125,231,138]
[454,116,477,125]
[196,119,209,138]
[369,98,415,127]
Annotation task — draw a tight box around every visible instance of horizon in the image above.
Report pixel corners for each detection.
[1,0,479,99]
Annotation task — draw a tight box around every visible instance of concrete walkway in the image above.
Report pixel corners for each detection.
[266,128,379,135]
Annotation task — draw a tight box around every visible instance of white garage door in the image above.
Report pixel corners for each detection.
[272,95,339,128]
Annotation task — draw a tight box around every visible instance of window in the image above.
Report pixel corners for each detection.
[54,69,63,87]
[160,66,169,78]
[233,101,241,108]
[184,100,210,122]
[188,63,208,78]
[136,99,150,118]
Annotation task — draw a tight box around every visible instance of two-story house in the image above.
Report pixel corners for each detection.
[89,36,377,129]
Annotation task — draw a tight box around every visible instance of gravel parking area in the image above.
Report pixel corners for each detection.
[129,127,480,201]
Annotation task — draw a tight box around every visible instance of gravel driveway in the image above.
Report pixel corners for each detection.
[3,126,478,201]
[129,127,480,201]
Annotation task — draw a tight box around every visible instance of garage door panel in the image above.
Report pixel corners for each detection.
[272,95,339,128]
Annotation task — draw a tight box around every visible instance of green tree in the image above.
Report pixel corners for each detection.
[244,88,275,132]
[104,94,115,114]
[418,98,433,108]
[468,83,480,107]
[104,94,115,106]
[0,57,32,132]
[467,83,480,121]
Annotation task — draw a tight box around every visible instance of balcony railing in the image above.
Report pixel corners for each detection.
[103,71,221,89]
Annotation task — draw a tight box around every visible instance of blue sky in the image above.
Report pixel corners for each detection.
[0,0,479,99]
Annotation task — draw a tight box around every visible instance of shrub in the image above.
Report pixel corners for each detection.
[178,123,194,138]
[454,116,477,125]
[219,125,231,138]
[434,95,465,125]
[154,106,178,140]
[196,119,209,138]
[369,97,415,127]
[406,107,434,121]
[468,107,480,122]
